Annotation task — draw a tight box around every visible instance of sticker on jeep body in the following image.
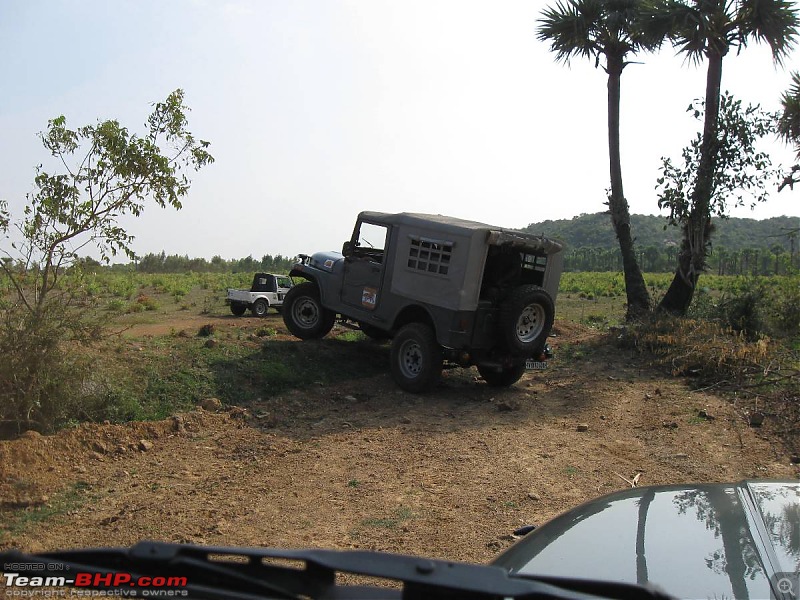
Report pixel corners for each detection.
[361,287,378,309]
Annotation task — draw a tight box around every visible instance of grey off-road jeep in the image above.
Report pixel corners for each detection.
[284,212,564,392]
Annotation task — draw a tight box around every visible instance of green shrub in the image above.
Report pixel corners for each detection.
[766,281,800,337]
[127,300,145,313]
[0,299,100,434]
[134,294,159,311]
[105,298,126,313]
[718,288,764,341]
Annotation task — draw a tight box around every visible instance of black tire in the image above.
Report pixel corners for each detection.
[500,285,554,356]
[477,363,526,387]
[282,282,336,339]
[359,322,391,341]
[230,303,247,317]
[390,323,443,393]
[251,298,269,317]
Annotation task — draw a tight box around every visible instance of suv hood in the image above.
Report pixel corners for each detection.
[492,480,800,600]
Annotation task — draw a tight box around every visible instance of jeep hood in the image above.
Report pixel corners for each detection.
[492,480,800,600]
[308,251,344,273]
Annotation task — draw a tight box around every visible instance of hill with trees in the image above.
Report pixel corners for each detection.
[522,213,799,274]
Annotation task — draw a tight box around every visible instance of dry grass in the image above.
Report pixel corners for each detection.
[622,316,800,452]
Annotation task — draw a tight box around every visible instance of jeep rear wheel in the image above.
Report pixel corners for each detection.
[477,363,526,387]
[500,285,554,356]
[390,323,442,393]
[283,282,336,339]
[230,303,247,317]
[251,298,269,317]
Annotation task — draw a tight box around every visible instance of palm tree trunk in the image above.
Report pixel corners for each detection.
[607,54,650,320]
[659,48,724,315]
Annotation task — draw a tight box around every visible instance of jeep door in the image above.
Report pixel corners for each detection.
[341,221,389,313]
[275,276,292,302]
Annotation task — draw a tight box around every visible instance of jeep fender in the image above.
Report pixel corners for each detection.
[288,267,309,280]
[390,305,440,341]
[287,270,332,308]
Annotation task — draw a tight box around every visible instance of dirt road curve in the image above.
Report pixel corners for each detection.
[2,321,797,562]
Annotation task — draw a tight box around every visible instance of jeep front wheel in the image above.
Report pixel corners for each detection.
[282,282,336,339]
[500,285,554,355]
[477,363,526,387]
[390,323,442,393]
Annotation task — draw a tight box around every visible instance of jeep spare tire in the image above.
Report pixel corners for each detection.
[500,285,554,355]
[282,282,336,339]
[390,323,443,393]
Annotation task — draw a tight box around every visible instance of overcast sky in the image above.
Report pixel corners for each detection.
[1,0,799,261]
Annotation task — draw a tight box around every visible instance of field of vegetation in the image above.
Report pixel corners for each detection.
[2,268,797,442]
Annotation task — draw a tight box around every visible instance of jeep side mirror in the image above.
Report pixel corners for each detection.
[342,241,353,256]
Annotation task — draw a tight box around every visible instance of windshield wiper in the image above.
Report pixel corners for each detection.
[1,541,675,600]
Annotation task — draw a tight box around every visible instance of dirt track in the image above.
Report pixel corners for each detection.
[2,317,797,562]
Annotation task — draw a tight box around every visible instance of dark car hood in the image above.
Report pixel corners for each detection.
[492,480,800,600]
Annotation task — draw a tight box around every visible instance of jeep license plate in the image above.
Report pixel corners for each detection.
[525,360,547,370]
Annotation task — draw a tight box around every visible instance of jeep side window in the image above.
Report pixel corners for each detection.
[353,222,388,263]
[520,253,548,287]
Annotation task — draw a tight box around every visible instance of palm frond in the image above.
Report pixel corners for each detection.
[778,71,800,157]
[635,0,677,50]
[537,0,604,63]
[735,0,799,65]
[538,0,665,64]
[642,0,713,64]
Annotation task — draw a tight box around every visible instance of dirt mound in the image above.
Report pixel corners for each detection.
[0,411,223,509]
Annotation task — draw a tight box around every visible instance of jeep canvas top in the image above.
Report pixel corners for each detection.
[357,211,563,311]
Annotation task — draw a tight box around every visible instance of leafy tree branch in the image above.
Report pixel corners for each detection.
[0,89,213,432]
[656,92,782,284]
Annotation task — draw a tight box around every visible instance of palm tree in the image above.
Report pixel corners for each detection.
[778,71,800,190]
[538,0,660,319]
[648,0,799,314]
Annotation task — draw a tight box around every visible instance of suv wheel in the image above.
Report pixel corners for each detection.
[390,323,443,393]
[283,282,336,339]
[230,303,247,317]
[251,298,269,317]
[500,285,554,355]
[477,364,526,387]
